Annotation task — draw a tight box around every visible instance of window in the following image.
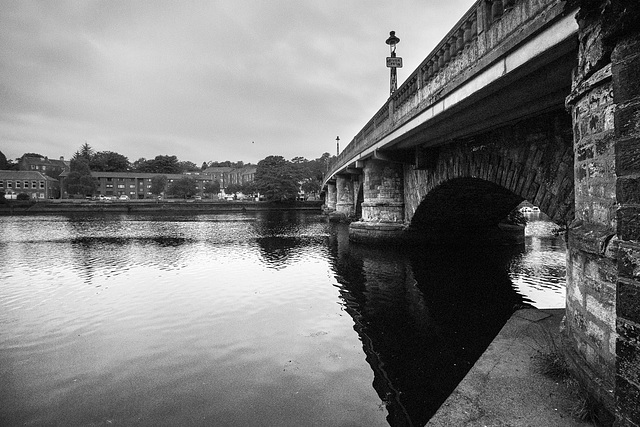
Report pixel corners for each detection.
[39,181,45,189]
[32,181,37,189]
[117,184,125,189]
[106,184,113,188]
[24,181,29,188]
[39,193,45,198]
[0,181,3,188]
[106,178,113,182]
[7,181,12,188]
[15,181,21,189]
[118,178,124,182]
[129,184,135,188]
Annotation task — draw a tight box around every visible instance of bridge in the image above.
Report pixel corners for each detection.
[321,0,639,425]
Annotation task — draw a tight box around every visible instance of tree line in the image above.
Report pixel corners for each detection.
[22,143,335,200]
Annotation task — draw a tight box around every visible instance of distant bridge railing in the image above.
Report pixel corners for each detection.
[324,0,567,184]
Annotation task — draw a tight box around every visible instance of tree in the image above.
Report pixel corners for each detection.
[65,158,97,196]
[167,176,196,199]
[131,158,147,171]
[241,180,257,197]
[254,156,300,201]
[90,151,130,172]
[178,160,200,173]
[201,162,208,171]
[225,183,242,197]
[204,180,220,198]
[150,175,168,197]
[76,143,94,162]
[136,155,181,174]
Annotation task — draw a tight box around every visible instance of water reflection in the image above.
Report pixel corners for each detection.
[509,212,567,308]
[328,223,529,425]
[0,212,566,427]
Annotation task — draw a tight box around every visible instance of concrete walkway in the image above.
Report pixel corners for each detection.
[428,308,594,427]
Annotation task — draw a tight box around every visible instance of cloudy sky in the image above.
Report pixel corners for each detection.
[1,0,473,165]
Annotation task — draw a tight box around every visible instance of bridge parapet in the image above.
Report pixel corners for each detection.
[325,0,570,184]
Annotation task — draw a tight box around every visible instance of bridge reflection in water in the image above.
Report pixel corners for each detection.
[327,220,564,426]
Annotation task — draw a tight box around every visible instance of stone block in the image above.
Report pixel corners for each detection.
[616,136,640,176]
[587,293,616,328]
[616,375,640,427]
[619,242,640,281]
[618,319,640,346]
[612,44,640,104]
[617,206,640,241]
[617,337,640,388]
[617,177,640,204]
[615,101,640,138]
[618,280,640,332]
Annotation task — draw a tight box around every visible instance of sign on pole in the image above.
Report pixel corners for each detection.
[386,57,403,68]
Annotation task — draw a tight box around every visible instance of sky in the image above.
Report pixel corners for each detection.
[1,0,474,166]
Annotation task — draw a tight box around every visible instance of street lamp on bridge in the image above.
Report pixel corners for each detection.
[386,31,402,95]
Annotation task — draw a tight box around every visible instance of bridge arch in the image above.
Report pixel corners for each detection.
[404,111,574,232]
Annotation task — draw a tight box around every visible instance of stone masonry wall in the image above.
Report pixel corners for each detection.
[564,14,619,417]
[612,31,640,427]
[564,1,640,423]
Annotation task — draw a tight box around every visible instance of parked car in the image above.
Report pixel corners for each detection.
[194,195,202,201]
[119,195,130,201]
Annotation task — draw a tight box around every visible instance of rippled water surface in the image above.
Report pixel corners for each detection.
[510,212,567,309]
[0,211,566,426]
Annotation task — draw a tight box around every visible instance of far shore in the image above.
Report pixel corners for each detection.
[0,199,324,214]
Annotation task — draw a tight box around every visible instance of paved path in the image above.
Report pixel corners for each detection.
[428,308,594,427]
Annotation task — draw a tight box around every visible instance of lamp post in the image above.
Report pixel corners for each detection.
[336,136,340,156]
[385,31,402,95]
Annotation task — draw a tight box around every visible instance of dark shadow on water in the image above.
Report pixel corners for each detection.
[327,224,530,426]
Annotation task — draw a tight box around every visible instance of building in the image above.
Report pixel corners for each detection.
[58,171,217,199]
[202,165,256,188]
[19,155,70,180]
[0,171,60,199]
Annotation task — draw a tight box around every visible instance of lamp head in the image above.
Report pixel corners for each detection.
[385,31,400,52]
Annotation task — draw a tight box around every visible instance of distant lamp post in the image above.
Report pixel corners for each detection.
[385,31,402,95]
[336,136,340,156]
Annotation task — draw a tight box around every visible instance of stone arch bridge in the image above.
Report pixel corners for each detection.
[322,0,639,425]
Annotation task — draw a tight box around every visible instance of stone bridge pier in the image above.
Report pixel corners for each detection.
[326,181,337,211]
[349,159,406,243]
[335,174,358,218]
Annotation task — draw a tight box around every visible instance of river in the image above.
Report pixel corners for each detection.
[0,210,565,426]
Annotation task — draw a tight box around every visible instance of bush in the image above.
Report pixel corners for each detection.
[16,193,30,201]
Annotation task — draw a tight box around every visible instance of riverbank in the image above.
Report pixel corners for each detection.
[428,308,597,427]
[0,200,323,214]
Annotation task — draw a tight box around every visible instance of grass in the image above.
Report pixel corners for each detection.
[532,348,608,426]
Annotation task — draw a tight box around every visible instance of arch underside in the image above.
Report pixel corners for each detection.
[410,177,524,233]
[404,110,575,235]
